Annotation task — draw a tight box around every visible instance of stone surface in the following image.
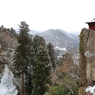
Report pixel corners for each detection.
[80,28,95,86]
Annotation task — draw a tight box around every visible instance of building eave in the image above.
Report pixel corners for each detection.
[85,20,95,24]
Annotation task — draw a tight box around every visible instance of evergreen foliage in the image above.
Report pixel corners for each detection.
[44,76,78,95]
[13,21,32,76]
[47,42,56,69]
[31,35,52,95]
[13,21,32,95]
[0,25,17,37]
[44,84,70,95]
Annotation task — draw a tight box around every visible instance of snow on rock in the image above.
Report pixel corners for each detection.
[85,86,95,95]
[84,51,95,57]
[0,64,18,95]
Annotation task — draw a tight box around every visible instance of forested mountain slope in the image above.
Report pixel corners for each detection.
[39,29,78,48]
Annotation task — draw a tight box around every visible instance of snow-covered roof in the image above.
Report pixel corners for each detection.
[85,20,95,24]
[54,46,66,51]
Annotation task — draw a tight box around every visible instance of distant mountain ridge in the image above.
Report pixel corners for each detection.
[38,29,78,48]
[58,29,79,42]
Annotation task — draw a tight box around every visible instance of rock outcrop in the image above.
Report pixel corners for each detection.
[79,28,95,94]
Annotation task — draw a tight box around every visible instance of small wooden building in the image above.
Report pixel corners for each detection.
[86,20,95,30]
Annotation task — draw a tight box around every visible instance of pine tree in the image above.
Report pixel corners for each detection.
[47,42,56,69]
[32,35,52,95]
[13,21,32,95]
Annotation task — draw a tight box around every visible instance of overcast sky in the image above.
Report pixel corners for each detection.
[0,0,95,33]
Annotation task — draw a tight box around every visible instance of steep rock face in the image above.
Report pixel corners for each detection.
[79,28,95,87]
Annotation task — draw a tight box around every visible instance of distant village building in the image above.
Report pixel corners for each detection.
[86,19,95,30]
[54,46,67,56]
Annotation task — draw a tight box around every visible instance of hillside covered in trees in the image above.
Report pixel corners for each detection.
[0,21,94,95]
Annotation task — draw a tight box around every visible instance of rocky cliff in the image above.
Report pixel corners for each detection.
[79,28,95,94]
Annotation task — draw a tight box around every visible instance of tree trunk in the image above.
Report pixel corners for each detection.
[22,67,24,95]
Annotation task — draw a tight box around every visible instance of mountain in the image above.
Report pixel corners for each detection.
[39,29,78,48]
[58,29,79,43]
[67,33,79,43]
[29,29,40,35]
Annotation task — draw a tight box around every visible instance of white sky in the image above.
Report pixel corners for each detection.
[0,0,95,33]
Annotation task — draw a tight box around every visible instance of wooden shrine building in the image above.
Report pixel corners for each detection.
[86,19,95,30]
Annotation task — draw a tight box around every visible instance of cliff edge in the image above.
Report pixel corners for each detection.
[79,28,95,94]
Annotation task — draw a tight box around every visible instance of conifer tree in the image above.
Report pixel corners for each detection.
[32,35,52,95]
[47,42,56,69]
[13,21,32,95]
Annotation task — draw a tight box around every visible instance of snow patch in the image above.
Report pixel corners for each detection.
[0,64,18,95]
[85,51,95,57]
[85,86,95,95]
